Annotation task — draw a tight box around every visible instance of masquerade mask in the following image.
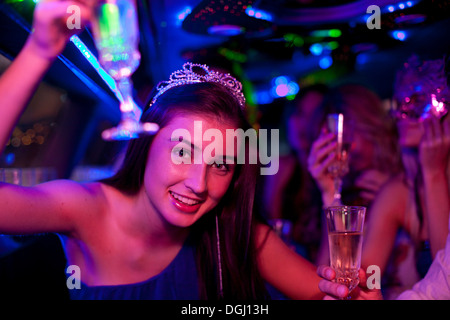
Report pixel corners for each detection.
[392,55,449,120]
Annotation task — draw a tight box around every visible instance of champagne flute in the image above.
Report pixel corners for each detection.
[91,0,158,140]
[326,206,366,298]
[327,113,352,206]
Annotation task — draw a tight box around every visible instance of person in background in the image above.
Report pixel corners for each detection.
[260,84,328,261]
[307,84,401,266]
[361,55,450,299]
[396,211,450,300]
[317,211,450,300]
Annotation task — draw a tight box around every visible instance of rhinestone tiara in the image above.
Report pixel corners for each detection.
[149,62,246,109]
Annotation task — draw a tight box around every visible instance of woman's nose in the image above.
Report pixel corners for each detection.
[184,163,208,195]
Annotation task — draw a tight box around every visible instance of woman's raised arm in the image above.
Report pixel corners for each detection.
[0,1,97,235]
[0,0,93,151]
[419,115,450,257]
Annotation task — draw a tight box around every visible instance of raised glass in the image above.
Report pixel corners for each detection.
[91,0,158,140]
[326,205,366,297]
[326,113,353,205]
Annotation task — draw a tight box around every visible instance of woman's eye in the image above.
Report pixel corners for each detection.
[211,162,229,172]
[173,147,191,158]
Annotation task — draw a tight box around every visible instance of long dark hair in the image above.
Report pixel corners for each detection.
[101,82,269,300]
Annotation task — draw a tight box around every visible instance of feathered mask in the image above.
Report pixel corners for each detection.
[393,55,449,120]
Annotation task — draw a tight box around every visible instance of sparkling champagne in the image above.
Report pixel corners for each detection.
[92,0,141,80]
[328,231,363,292]
[328,142,351,178]
[91,0,159,141]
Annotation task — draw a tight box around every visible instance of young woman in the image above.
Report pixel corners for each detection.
[361,56,450,299]
[261,85,328,261]
[314,57,450,300]
[306,84,401,266]
[0,0,334,300]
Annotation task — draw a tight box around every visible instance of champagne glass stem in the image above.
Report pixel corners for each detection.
[332,176,343,205]
[116,77,139,121]
[101,77,158,141]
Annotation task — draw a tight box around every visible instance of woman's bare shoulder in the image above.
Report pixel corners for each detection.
[42,180,128,236]
[35,180,117,221]
[35,179,108,203]
[378,173,408,196]
[369,173,409,223]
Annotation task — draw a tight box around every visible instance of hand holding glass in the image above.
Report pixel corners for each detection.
[91,0,158,140]
[326,206,366,297]
[327,113,352,205]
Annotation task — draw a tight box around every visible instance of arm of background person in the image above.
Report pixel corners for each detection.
[361,175,408,275]
[397,213,450,300]
[419,115,450,258]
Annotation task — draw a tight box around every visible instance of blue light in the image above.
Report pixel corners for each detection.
[356,53,370,65]
[319,56,333,69]
[287,82,300,95]
[271,76,299,98]
[208,25,244,36]
[391,30,408,41]
[275,84,289,97]
[256,91,274,104]
[386,1,415,13]
[274,76,288,86]
[70,35,119,98]
[5,153,15,165]
[310,43,323,56]
[245,7,273,21]
[176,7,192,25]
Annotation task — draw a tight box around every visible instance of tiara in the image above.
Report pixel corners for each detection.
[149,62,246,109]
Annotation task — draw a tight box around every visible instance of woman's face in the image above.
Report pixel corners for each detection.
[287,91,324,159]
[396,118,424,148]
[143,114,238,228]
[348,128,375,173]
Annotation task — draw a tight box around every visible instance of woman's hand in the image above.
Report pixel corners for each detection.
[25,0,95,61]
[0,0,95,152]
[419,114,450,257]
[317,265,383,300]
[307,131,337,207]
[419,115,450,175]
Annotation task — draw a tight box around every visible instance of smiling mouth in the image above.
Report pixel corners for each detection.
[169,191,202,206]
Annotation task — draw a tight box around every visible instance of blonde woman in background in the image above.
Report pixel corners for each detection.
[361,56,450,299]
[307,84,402,266]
